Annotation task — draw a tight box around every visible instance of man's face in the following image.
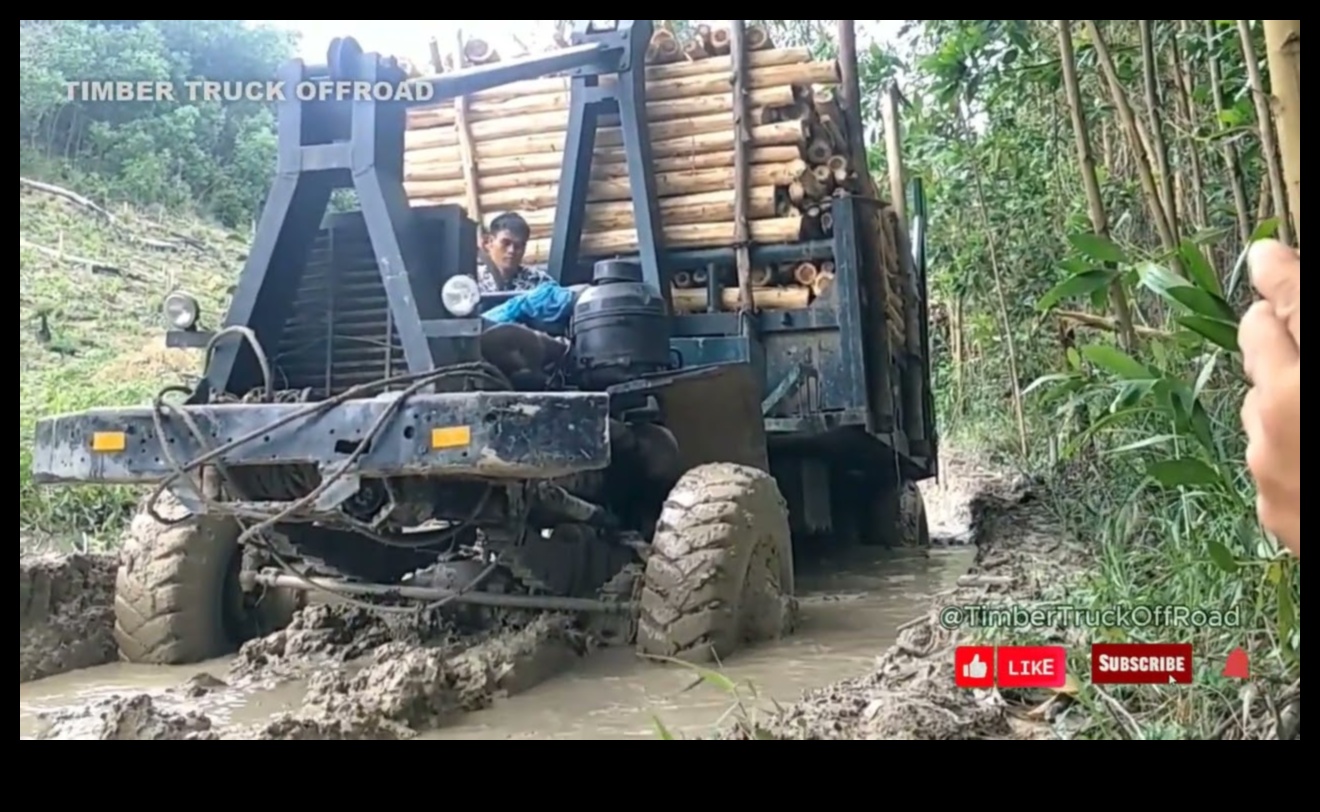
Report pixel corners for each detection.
[484,229,527,277]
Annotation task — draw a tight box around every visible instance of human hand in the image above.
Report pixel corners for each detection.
[1238,239,1300,558]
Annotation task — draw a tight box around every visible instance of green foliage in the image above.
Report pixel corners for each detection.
[857,19,1297,738]
[20,20,295,226]
[20,191,246,543]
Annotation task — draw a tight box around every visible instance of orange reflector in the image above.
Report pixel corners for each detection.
[430,426,471,449]
[91,431,126,452]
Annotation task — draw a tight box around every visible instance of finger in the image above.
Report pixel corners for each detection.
[1239,301,1299,384]
[1248,239,1301,345]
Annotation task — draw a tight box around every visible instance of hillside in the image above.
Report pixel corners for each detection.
[18,182,247,541]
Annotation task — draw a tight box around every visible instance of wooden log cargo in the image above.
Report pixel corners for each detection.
[407,22,901,319]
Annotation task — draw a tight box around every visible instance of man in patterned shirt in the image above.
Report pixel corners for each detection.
[478,212,553,293]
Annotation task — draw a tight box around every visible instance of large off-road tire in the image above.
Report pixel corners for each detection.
[898,482,931,547]
[114,493,299,664]
[864,481,930,547]
[637,463,795,664]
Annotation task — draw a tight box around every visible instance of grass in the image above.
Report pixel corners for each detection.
[19,185,247,543]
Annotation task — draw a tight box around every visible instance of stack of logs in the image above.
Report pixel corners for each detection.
[403,23,902,328]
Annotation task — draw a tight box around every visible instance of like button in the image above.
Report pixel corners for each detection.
[954,645,995,688]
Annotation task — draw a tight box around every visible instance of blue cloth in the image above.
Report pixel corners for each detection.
[482,283,576,334]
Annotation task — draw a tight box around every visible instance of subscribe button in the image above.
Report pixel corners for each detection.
[1091,643,1193,684]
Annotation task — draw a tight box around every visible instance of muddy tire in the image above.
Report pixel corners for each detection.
[898,482,931,547]
[114,493,299,664]
[637,463,795,664]
[865,481,930,547]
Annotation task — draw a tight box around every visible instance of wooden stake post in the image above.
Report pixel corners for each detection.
[730,20,756,313]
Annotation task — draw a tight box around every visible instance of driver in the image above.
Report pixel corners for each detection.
[478,212,553,293]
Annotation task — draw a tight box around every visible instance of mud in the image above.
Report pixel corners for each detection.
[28,603,594,740]
[719,456,1088,740]
[19,552,118,683]
[22,450,1033,741]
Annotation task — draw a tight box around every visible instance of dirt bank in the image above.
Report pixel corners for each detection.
[719,456,1087,740]
[19,552,119,683]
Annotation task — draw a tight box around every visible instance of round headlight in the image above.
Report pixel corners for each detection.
[163,292,200,330]
[441,275,481,317]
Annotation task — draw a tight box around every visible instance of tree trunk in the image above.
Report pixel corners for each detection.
[1206,20,1253,248]
[958,104,1029,458]
[1171,22,1207,230]
[1058,20,1137,350]
[1261,20,1300,242]
[1085,21,1181,262]
[1139,20,1178,241]
[1237,20,1294,245]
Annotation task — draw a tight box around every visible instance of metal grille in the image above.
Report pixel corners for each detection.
[271,215,404,397]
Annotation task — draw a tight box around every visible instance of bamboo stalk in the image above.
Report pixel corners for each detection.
[1261,20,1300,241]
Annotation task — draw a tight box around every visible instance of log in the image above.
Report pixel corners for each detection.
[811,270,836,299]
[406,104,813,153]
[813,88,849,151]
[671,284,810,313]
[406,52,833,106]
[696,24,714,54]
[427,38,444,74]
[709,28,731,56]
[464,38,498,65]
[407,84,796,133]
[745,24,774,52]
[648,29,683,65]
[827,154,850,184]
[792,261,820,286]
[407,121,809,176]
[750,267,773,286]
[496,187,778,239]
[523,216,805,263]
[414,160,811,213]
[805,138,832,164]
[404,145,802,183]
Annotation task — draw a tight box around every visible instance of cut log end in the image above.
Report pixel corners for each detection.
[464,38,497,65]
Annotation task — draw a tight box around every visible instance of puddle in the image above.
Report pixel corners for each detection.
[431,546,971,739]
[19,547,969,740]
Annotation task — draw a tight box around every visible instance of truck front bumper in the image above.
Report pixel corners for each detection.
[31,391,611,484]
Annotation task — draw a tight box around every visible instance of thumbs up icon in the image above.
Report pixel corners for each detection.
[963,654,987,680]
[955,646,995,688]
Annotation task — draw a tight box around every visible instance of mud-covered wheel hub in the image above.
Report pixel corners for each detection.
[636,462,796,664]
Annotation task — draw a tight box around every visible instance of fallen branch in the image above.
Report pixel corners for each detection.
[20,177,114,220]
[20,176,186,252]
[19,238,146,281]
[1055,309,1172,339]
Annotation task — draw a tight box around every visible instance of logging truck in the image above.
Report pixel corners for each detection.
[29,21,936,669]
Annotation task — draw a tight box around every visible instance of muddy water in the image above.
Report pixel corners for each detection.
[20,546,970,740]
